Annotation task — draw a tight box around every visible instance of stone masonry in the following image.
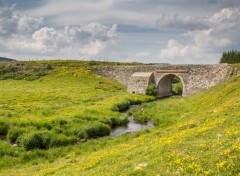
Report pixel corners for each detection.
[92,64,232,97]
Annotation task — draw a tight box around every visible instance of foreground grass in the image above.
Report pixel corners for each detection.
[0,62,239,175]
[0,61,153,169]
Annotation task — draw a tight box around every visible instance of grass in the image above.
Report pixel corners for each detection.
[0,61,239,175]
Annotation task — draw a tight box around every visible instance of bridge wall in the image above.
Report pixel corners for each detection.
[92,64,231,96]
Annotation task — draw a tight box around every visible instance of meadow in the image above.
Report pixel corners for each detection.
[0,61,239,175]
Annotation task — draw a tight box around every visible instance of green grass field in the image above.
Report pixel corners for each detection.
[0,61,239,175]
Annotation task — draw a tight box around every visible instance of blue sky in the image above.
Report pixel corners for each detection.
[0,0,240,63]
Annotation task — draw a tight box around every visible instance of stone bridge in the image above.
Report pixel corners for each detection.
[93,64,233,97]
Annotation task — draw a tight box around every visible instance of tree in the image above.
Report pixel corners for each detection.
[220,50,240,64]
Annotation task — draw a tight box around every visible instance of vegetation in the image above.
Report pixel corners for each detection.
[0,60,152,150]
[172,76,183,95]
[0,61,239,175]
[0,62,50,80]
[220,50,240,64]
[145,84,157,96]
[0,57,16,62]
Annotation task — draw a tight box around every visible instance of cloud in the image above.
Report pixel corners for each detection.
[135,52,150,58]
[185,29,232,47]
[17,15,43,33]
[159,39,200,59]
[0,1,43,37]
[159,7,240,63]
[5,23,117,56]
[2,0,240,63]
[156,13,208,30]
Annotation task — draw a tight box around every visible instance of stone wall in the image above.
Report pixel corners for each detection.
[92,64,232,97]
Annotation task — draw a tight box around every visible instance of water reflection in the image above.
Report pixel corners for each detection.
[110,116,154,136]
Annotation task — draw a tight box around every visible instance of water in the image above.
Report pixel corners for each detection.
[110,116,154,136]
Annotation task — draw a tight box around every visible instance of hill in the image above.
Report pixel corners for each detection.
[0,57,16,62]
[0,61,239,175]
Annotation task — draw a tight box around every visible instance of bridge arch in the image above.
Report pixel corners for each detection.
[157,74,185,98]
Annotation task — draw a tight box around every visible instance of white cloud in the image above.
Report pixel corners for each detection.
[4,23,117,56]
[0,1,117,58]
[156,13,208,30]
[208,8,240,25]
[159,39,200,59]
[17,15,43,33]
[159,7,240,63]
[0,2,43,36]
[185,29,231,47]
[1,0,240,63]
[81,40,106,56]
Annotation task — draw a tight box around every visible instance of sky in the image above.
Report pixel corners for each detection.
[0,0,240,64]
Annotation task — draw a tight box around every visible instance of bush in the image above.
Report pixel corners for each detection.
[132,111,149,123]
[7,127,25,143]
[24,72,46,81]
[65,125,88,140]
[110,115,129,126]
[89,60,98,66]
[46,64,53,70]
[172,82,183,95]
[99,118,112,127]
[145,84,157,96]
[17,131,77,150]
[0,120,10,135]
[51,134,77,147]
[85,123,111,138]
[0,141,20,157]
[111,100,131,111]
[17,131,52,150]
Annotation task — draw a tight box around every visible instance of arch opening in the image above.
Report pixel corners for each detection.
[157,74,184,98]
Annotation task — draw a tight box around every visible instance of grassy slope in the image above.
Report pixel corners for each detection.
[0,61,153,171]
[1,62,240,175]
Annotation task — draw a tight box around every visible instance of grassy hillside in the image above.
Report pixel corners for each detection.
[0,62,239,175]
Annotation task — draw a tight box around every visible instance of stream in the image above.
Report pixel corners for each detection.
[110,114,154,136]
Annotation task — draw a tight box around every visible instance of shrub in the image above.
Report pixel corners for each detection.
[24,72,46,81]
[0,141,20,157]
[0,120,10,135]
[172,76,181,83]
[111,100,131,111]
[172,82,183,95]
[132,111,149,123]
[7,127,25,143]
[51,134,77,147]
[99,118,112,127]
[145,84,157,96]
[110,115,129,126]
[46,64,53,70]
[17,131,52,150]
[89,60,98,66]
[85,123,111,138]
[65,125,88,140]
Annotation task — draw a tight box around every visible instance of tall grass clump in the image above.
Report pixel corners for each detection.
[0,119,10,135]
[17,131,77,150]
[85,122,111,138]
[7,127,25,143]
